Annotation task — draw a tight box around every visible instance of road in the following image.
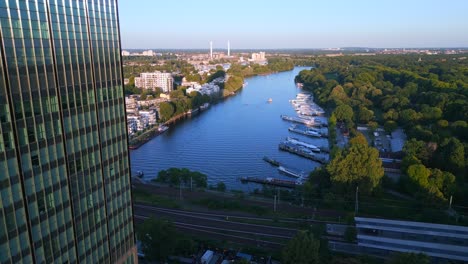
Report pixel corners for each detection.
[134,204,301,249]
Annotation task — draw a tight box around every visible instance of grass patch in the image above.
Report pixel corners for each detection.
[133,188,181,208]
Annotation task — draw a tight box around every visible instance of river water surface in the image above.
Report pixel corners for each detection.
[130,67,328,190]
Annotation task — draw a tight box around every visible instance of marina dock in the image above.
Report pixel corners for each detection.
[286,137,321,152]
[288,125,328,138]
[240,177,299,188]
[263,156,280,167]
[278,165,307,179]
[280,115,316,126]
[279,142,326,164]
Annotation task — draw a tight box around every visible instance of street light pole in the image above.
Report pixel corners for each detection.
[277,188,280,207]
[274,195,277,212]
[355,186,359,215]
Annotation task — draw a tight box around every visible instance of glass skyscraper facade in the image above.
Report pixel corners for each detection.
[0,0,135,263]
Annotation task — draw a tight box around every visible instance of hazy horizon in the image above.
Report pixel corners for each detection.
[119,0,468,50]
[120,47,468,51]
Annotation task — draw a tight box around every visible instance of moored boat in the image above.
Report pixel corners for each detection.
[263,156,280,166]
[158,125,169,133]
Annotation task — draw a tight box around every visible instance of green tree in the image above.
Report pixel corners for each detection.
[137,217,178,262]
[140,90,148,100]
[356,106,374,123]
[327,133,384,194]
[434,137,465,177]
[421,106,442,122]
[282,231,320,264]
[188,91,203,108]
[170,89,185,99]
[405,164,454,201]
[185,73,202,82]
[403,139,432,164]
[329,113,337,127]
[429,168,456,198]
[156,168,208,188]
[383,108,399,121]
[328,85,349,105]
[216,182,226,192]
[407,164,431,189]
[333,104,354,123]
[387,252,430,264]
[399,109,421,126]
[436,119,449,128]
[401,155,422,173]
[224,75,244,93]
[159,102,175,121]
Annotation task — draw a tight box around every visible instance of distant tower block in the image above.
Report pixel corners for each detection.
[228,40,230,56]
[210,41,213,59]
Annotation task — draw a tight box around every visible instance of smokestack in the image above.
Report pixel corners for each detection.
[210,41,213,59]
[228,40,230,57]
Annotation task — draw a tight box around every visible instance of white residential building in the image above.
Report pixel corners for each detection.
[142,50,155,56]
[186,82,220,96]
[139,109,158,126]
[127,116,139,135]
[250,52,268,65]
[122,50,130,56]
[125,97,137,108]
[135,71,174,93]
[251,52,265,61]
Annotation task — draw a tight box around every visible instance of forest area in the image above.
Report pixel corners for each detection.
[295,54,468,222]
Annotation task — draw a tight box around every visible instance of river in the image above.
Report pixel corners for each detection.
[130,67,329,190]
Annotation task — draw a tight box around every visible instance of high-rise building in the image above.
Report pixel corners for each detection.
[210,41,213,59]
[251,52,266,61]
[0,0,136,263]
[134,71,173,93]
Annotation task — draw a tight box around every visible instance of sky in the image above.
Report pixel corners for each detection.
[118,0,468,49]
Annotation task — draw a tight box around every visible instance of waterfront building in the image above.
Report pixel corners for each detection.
[127,115,147,133]
[137,98,167,108]
[134,71,174,93]
[0,0,136,263]
[186,83,220,96]
[127,116,139,136]
[139,110,158,126]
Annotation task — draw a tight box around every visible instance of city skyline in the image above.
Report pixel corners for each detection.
[119,0,468,49]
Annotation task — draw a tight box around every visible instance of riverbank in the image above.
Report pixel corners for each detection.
[128,125,164,149]
[130,67,319,189]
[129,68,293,149]
[129,106,207,149]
